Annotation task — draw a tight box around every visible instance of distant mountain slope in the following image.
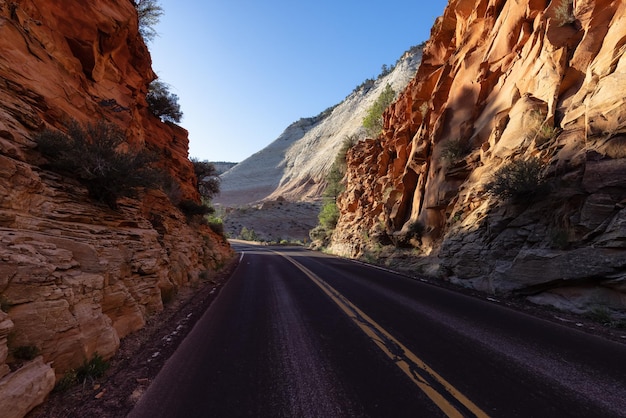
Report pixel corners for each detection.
[215,46,423,206]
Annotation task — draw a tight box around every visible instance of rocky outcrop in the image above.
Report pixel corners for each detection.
[0,0,232,414]
[332,0,626,316]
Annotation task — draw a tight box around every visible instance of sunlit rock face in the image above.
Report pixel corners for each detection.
[0,1,232,414]
[332,0,626,313]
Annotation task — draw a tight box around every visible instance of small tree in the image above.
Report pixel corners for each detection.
[363,83,395,138]
[147,80,183,123]
[191,158,220,200]
[135,0,163,43]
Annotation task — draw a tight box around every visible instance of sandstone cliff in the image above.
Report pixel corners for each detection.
[0,1,232,416]
[332,0,626,316]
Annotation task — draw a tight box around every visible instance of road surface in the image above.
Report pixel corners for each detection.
[129,243,626,417]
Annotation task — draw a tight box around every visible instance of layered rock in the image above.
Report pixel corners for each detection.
[332,0,626,315]
[0,0,232,414]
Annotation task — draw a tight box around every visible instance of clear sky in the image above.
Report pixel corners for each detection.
[149,1,449,162]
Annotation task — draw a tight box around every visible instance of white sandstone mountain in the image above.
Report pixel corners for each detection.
[215,45,423,207]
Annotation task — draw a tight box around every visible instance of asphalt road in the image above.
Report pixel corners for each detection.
[128,243,626,417]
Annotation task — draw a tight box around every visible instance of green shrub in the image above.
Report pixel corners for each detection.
[239,227,259,242]
[205,216,225,237]
[318,201,340,230]
[485,157,546,201]
[362,83,396,137]
[147,80,183,123]
[309,225,331,243]
[35,120,165,208]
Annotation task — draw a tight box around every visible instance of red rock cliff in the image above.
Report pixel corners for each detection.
[333,0,626,314]
[0,1,232,415]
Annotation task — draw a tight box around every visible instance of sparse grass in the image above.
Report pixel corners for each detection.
[53,353,110,392]
[584,307,626,328]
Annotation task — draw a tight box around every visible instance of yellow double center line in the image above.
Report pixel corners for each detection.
[279,253,489,418]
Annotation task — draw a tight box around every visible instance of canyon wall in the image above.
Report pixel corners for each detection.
[332,0,626,315]
[0,1,232,416]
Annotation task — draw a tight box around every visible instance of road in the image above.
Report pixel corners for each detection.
[129,243,626,417]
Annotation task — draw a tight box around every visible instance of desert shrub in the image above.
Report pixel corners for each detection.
[207,219,224,236]
[191,158,220,200]
[318,201,340,230]
[309,225,331,244]
[147,80,183,123]
[312,136,356,240]
[54,370,78,392]
[76,353,110,383]
[554,0,575,26]
[440,138,468,163]
[485,157,546,201]
[239,227,259,242]
[34,120,165,208]
[134,0,163,43]
[363,83,395,137]
[0,296,12,312]
[13,345,40,361]
[54,353,110,391]
[178,199,214,220]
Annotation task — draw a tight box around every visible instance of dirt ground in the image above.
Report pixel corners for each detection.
[219,199,321,243]
[27,257,239,418]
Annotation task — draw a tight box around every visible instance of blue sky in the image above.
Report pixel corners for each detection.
[149,1,449,162]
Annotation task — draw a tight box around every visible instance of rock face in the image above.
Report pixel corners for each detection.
[332,0,626,315]
[0,0,232,414]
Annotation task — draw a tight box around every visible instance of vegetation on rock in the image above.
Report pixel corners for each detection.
[134,0,163,43]
[485,157,547,202]
[147,80,183,123]
[362,83,395,138]
[311,136,356,244]
[35,120,166,208]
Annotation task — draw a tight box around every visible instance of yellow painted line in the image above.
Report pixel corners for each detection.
[279,252,489,418]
